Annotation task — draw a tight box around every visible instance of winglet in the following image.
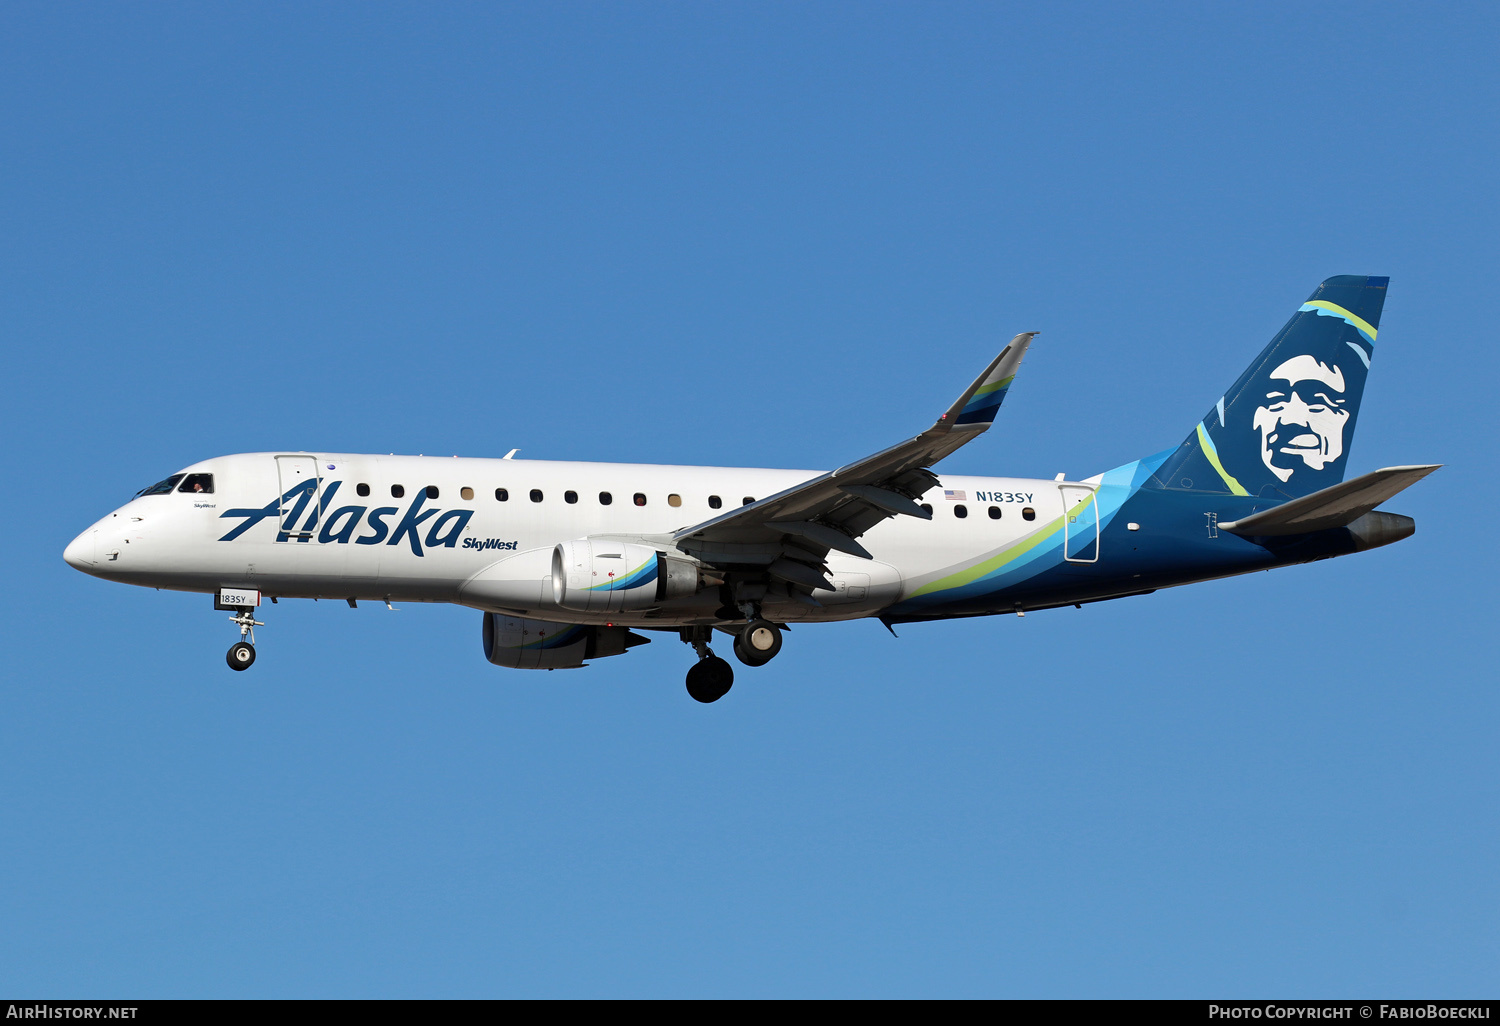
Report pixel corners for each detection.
[937,332,1037,431]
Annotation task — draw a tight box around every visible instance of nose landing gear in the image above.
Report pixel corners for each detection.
[225,607,263,672]
[227,640,256,670]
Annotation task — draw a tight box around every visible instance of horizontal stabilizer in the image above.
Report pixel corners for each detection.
[1219,464,1440,536]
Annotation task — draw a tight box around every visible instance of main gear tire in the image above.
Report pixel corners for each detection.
[685,654,734,703]
[733,620,782,666]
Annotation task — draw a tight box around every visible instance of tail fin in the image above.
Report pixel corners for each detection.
[1148,275,1389,499]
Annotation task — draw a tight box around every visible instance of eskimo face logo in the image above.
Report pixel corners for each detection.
[1252,355,1350,482]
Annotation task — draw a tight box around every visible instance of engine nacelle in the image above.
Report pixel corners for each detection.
[482,613,649,670]
[551,540,700,613]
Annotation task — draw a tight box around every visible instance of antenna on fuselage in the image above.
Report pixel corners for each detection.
[503,449,519,460]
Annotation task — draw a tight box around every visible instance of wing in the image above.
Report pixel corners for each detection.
[672,333,1037,596]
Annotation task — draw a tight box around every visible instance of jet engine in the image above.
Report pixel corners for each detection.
[551,540,700,613]
[482,613,650,670]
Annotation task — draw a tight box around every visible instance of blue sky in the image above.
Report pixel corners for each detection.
[2,2,1496,997]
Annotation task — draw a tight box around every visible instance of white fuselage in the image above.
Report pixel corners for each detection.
[65,451,1077,626]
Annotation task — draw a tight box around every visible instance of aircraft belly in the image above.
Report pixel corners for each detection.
[457,546,553,612]
[803,559,903,619]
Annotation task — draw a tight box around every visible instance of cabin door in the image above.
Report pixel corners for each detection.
[274,455,324,542]
[1059,483,1100,563]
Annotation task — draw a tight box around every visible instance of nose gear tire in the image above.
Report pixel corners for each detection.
[227,642,256,671]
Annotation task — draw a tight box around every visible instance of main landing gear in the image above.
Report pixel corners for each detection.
[733,619,783,667]
[686,653,734,704]
[681,626,733,703]
[225,607,263,672]
[680,619,786,702]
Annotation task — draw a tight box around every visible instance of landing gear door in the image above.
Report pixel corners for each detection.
[1059,483,1100,563]
[274,455,323,542]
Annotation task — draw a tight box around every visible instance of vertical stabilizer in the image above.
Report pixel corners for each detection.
[1148,275,1388,499]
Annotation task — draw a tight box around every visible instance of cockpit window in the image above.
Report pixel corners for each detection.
[178,473,214,494]
[136,474,184,497]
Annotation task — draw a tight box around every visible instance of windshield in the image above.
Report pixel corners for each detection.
[177,473,214,494]
[135,474,184,497]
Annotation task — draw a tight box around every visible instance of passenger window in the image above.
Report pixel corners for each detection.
[357,483,371,497]
[1022,507,1036,521]
[988,505,1001,519]
[668,494,682,507]
[599,491,612,505]
[425,485,439,499]
[495,488,509,501]
[135,475,184,497]
[708,495,722,509]
[742,497,755,506]
[392,485,406,498]
[530,489,543,503]
[920,503,933,516]
[633,493,647,507]
[954,504,968,519]
[178,473,214,494]
[461,487,474,501]
[565,490,578,504]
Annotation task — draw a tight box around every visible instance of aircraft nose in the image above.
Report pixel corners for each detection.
[63,528,97,571]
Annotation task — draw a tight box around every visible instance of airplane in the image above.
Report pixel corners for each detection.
[64,275,1437,703]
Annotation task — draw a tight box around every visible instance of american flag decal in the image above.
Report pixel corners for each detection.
[944,489,967,501]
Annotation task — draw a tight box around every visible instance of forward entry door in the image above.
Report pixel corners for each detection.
[274,455,323,542]
[1059,483,1100,563]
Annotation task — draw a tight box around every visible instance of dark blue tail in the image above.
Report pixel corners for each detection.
[1147,275,1389,499]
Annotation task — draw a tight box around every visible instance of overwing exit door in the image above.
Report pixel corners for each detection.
[274,455,323,542]
[1059,483,1100,563]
